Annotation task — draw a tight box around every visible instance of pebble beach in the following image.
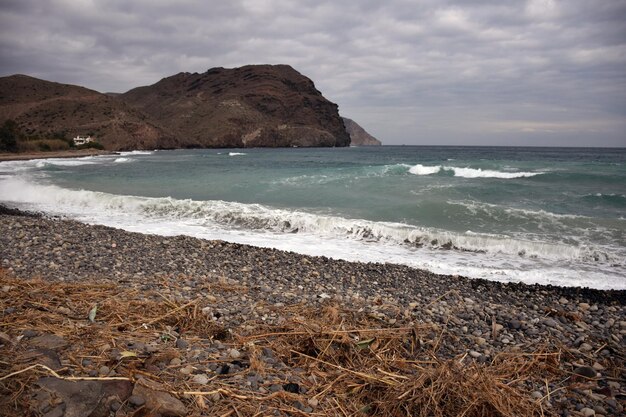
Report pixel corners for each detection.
[0,207,624,416]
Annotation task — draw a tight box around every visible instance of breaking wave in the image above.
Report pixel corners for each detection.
[229,152,246,156]
[408,164,543,179]
[0,176,617,265]
[119,150,155,156]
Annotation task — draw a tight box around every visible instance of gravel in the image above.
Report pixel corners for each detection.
[1,212,625,416]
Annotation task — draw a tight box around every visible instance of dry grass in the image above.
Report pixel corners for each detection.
[0,269,575,416]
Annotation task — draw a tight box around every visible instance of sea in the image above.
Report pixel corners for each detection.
[0,146,624,290]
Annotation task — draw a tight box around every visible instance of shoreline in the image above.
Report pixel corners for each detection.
[1,210,624,416]
[0,149,117,162]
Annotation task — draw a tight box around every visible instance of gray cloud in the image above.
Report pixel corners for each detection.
[1,0,625,146]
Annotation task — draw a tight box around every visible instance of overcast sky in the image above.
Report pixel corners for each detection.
[1,0,625,146]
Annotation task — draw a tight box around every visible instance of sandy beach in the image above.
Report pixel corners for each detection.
[0,208,624,416]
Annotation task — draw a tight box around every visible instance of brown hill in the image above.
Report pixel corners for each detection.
[342,117,382,146]
[0,74,177,151]
[120,65,350,148]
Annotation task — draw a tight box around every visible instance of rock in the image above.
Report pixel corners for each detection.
[179,365,194,375]
[308,397,319,407]
[228,348,241,359]
[192,374,210,385]
[578,302,590,310]
[22,329,38,338]
[573,366,597,379]
[469,350,481,358]
[175,338,189,349]
[508,319,521,330]
[169,357,182,366]
[34,377,132,417]
[57,306,72,315]
[579,343,593,352]
[543,318,558,328]
[99,366,110,376]
[580,408,595,417]
[559,297,569,304]
[531,391,543,399]
[128,395,145,406]
[29,333,67,350]
[342,117,382,146]
[592,362,605,371]
[132,378,187,416]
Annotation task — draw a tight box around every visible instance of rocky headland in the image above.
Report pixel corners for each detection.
[0,65,374,151]
[342,117,382,146]
[121,65,351,149]
[0,210,624,416]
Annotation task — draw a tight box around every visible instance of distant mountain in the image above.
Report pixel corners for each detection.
[0,74,177,150]
[342,117,382,146]
[121,65,350,148]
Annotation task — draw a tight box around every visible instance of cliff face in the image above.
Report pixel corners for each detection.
[342,117,382,146]
[121,65,350,148]
[0,75,177,151]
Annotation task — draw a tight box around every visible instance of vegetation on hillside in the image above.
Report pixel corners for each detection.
[0,119,103,153]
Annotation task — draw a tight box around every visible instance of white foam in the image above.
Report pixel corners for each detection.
[448,166,542,179]
[228,152,246,156]
[407,164,543,179]
[114,157,134,163]
[409,164,442,175]
[119,150,155,156]
[34,158,96,167]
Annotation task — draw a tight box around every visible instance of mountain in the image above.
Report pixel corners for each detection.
[121,65,350,148]
[342,117,382,146]
[0,74,177,150]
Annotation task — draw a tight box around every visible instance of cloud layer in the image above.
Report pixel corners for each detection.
[1,0,625,145]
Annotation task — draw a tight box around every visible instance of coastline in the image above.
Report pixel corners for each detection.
[0,149,117,162]
[0,209,624,416]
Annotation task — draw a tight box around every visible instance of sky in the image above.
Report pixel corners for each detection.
[1,0,625,146]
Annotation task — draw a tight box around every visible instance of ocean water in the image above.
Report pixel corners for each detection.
[0,146,624,289]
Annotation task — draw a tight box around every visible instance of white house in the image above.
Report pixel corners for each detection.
[73,135,93,146]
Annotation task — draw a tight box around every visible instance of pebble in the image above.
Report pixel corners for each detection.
[580,408,595,417]
[573,366,597,379]
[175,338,189,349]
[191,374,210,385]
[543,318,558,328]
[2,213,625,417]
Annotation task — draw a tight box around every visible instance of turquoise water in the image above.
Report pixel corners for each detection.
[1,146,624,289]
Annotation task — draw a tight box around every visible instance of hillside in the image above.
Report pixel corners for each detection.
[121,65,350,148]
[0,75,177,151]
[342,117,382,146]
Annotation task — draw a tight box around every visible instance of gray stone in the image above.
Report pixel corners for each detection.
[35,377,132,417]
[175,338,189,349]
[573,366,597,379]
[580,408,595,417]
[543,318,558,328]
[191,373,210,385]
[132,378,187,416]
[128,395,145,406]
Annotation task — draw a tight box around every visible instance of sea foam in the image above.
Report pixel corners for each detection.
[408,164,543,179]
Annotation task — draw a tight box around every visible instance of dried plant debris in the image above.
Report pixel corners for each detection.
[1,271,624,417]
